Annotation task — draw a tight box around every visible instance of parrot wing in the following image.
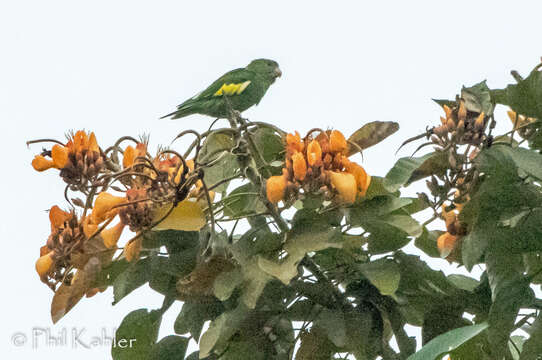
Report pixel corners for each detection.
[160,68,255,119]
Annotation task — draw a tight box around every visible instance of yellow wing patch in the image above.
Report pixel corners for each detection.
[214,80,251,96]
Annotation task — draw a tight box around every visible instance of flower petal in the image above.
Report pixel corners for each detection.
[153,200,206,231]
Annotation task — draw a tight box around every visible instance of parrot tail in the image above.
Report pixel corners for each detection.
[159,103,196,120]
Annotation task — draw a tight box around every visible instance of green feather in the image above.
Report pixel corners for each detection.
[161,59,281,120]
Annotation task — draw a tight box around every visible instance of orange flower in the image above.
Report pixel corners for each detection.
[437,232,458,258]
[123,145,135,168]
[307,140,322,166]
[286,131,303,153]
[49,205,71,232]
[329,130,347,153]
[91,192,126,223]
[36,251,55,278]
[292,152,307,181]
[88,132,99,153]
[123,143,147,168]
[73,130,89,153]
[266,171,288,204]
[51,144,69,169]
[345,162,371,196]
[32,155,55,172]
[83,217,99,238]
[328,171,357,203]
[101,222,125,249]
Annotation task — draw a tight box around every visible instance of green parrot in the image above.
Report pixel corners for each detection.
[161,59,282,119]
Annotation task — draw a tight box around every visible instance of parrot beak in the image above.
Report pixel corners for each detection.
[274,67,282,78]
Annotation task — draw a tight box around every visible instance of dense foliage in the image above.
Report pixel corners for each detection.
[28,60,542,359]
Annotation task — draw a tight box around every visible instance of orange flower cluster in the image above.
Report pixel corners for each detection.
[32,133,208,287]
[36,206,90,288]
[32,130,104,185]
[266,130,370,205]
[437,198,468,260]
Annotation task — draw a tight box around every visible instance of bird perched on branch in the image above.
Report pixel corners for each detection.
[161,59,281,120]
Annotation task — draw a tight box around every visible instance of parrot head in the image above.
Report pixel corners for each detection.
[247,59,282,83]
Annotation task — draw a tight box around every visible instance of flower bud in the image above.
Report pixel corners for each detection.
[329,171,357,203]
[32,155,55,172]
[36,252,55,278]
[73,130,89,153]
[329,130,347,153]
[443,104,453,120]
[446,119,456,132]
[292,152,307,181]
[307,140,322,166]
[266,174,287,204]
[88,132,100,153]
[474,112,485,132]
[123,145,136,168]
[437,232,458,259]
[433,125,448,137]
[458,100,467,122]
[286,131,303,153]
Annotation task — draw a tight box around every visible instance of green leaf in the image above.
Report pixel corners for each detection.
[155,230,200,277]
[486,250,532,356]
[478,144,542,182]
[222,183,266,218]
[363,214,421,254]
[521,314,542,360]
[395,252,463,300]
[346,121,399,155]
[112,257,152,305]
[251,127,284,163]
[94,259,131,288]
[296,326,336,360]
[213,267,243,301]
[112,309,161,360]
[314,309,347,347]
[492,69,542,120]
[414,228,442,258]
[185,351,200,360]
[433,98,456,108]
[199,303,249,358]
[366,221,411,254]
[407,322,488,360]
[148,335,189,360]
[358,258,400,295]
[407,151,451,185]
[461,80,494,116]
[447,274,479,292]
[174,300,223,341]
[348,195,413,225]
[383,152,436,192]
[221,340,267,360]
[364,176,396,199]
[198,132,239,192]
[257,228,341,285]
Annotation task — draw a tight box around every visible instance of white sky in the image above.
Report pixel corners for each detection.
[1,1,541,358]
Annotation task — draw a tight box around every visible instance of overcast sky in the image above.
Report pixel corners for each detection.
[2,1,541,358]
